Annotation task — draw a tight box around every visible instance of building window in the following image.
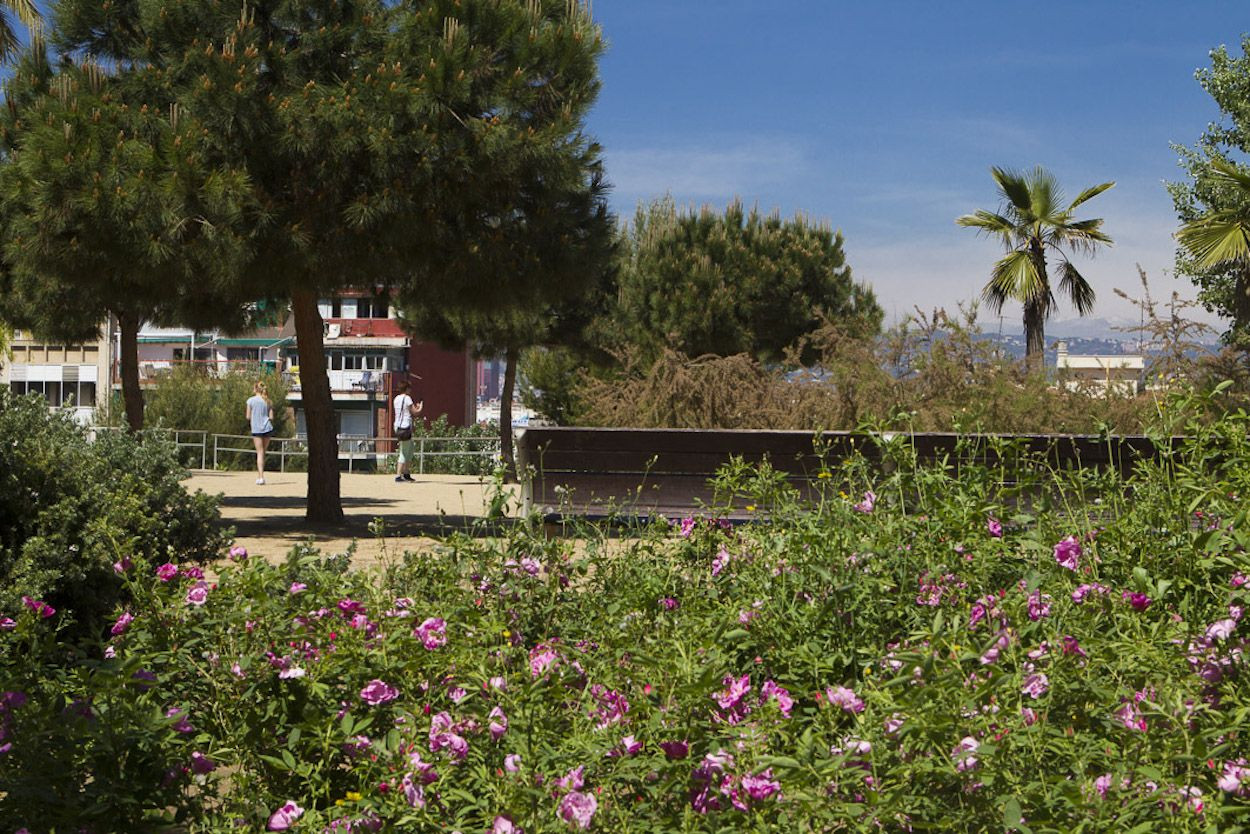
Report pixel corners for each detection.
[331,299,342,318]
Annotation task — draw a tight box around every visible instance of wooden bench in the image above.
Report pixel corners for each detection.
[514,427,1179,521]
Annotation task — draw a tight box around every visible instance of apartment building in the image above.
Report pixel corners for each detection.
[1,322,115,424]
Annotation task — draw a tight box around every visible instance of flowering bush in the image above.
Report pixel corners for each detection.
[2,406,1249,830]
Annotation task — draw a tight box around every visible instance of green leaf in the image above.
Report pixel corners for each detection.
[280,749,297,770]
[287,727,301,747]
[1003,796,1022,827]
[258,754,289,771]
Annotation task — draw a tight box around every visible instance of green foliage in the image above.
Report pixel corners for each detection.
[0,389,226,638]
[1170,36,1250,349]
[4,402,1250,830]
[144,365,293,440]
[519,345,589,425]
[612,197,882,365]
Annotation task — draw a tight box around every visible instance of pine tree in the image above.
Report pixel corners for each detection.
[22,0,607,521]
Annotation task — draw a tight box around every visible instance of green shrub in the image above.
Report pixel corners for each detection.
[0,390,226,636]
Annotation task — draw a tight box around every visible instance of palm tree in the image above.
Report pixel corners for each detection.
[1176,158,1250,329]
[0,0,39,62]
[957,166,1114,365]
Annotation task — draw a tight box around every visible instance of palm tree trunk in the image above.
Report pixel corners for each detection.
[116,310,144,432]
[499,346,517,480]
[291,289,344,523]
[1023,300,1046,370]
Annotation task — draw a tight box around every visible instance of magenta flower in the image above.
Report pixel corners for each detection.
[660,597,680,611]
[588,684,630,729]
[110,611,135,636]
[987,517,1003,538]
[853,490,876,513]
[21,596,55,619]
[415,617,446,650]
[529,644,560,678]
[288,582,307,595]
[711,547,731,577]
[618,734,643,756]
[166,707,194,734]
[825,685,865,714]
[742,769,781,801]
[112,557,132,575]
[402,773,426,808]
[189,751,215,775]
[267,800,304,831]
[1218,760,1248,795]
[155,563,179,582]
[181,566,205,580]
[278,667,305,680]
[559,790,597,830]
[360,679,399,706]
[1027,590,1051,621]
[557,765,585,791]
[1053,536,1081,571]
[1122,591,1151,611]
[337,598,366,615]
[659,740,689,760]
[185,582,209,607]
[489,706,508,741]
[1094,773,1113,799]
[504,753,522,773]
[679,516,697,538]
[1021,707,1038,726]
[0,617,16,630]
[1021,672,1049,699]
[761,679,794,717]
[1114,700,1147,732]
[1061,635,1087,658]
[228,545,248,561]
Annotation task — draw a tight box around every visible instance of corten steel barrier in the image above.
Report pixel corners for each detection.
[515,427,1185,520]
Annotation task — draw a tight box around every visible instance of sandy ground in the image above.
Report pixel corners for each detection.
[184,470,520,564]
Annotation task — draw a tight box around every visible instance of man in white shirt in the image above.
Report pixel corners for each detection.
[392,379,423,483]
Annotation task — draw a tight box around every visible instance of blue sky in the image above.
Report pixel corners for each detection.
[587,1,1247,328]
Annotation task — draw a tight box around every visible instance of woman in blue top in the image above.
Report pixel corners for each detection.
[245,381,275,485]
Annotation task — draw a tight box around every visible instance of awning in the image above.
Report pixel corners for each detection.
[217,337,293,347]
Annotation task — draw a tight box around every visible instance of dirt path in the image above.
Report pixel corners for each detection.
[185,470,520,565]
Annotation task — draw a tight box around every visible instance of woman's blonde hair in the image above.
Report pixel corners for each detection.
[254,380,269,404]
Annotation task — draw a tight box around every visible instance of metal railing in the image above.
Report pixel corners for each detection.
[91,426,209,470]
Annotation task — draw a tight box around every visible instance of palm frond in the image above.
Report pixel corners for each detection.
[991,167,1031,213]
[955,209,1016,246]
[983,249,1046,310]
[1067,181,1115,210]
[1177,216,1250,268]
[1057,259,1096,316]
[1027,165,1062,220]
[1207,158,1250,195]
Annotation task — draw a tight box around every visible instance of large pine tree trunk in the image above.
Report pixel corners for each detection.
[499,347,517,480]
[291,289,344,523]
[117,311,144,432]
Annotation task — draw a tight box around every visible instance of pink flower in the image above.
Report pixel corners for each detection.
[155,563,179,582]
[1217,760,1247,795]
[529,644,560,678]
[166,707,194,734]
[1021,672,1049,699]
[1206,619,1237,641]
[289,582,307,595]
[1093,773,1113,798]
[711,547,731,577]
[618,734,643,756]
[761,679,794,717]
[826,685,865,714]
[559,790,597,830]
[1053,536,1081,571]
[402,773,426,808]
[181,566,205,580]
[1027,590,1051,621]
[360,679,399,705]
[1122,591,1151,612]
[489,706,508,741]
[504,753,522,772]
[741,769,781,801]
[1072,582,1109,604]
[185,582,209,607]
[853,490,876,513]
[112,557,132,574]
[228,545,248,561]
[1232,572,1248,589]
[492,817,520,834]
[987,517,1003,538]
[1061,635,1087,658]
[557,765,585,791]
[660,597,680,611]
[659,740,689,760]
[415,617,446,650]
[588,684,630,729]
[0,617,16,630]
[278,667,305,679]
[1114,700,1147,732]
[267,800,304,831]
[952,736,979,772]
[1021,707,1038,726]
[110,611,135,635]
[21,596,55,619]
